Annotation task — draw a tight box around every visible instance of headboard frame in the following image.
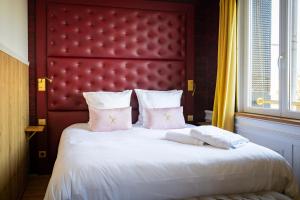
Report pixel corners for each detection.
[36,0,194,169]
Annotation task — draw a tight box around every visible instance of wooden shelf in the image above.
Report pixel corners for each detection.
[197,121,212,126]
[25,126,45,140]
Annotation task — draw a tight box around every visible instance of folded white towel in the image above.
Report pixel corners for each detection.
[165,129,204,146]
[190,125,249,149]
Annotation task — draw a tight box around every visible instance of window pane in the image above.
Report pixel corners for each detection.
[249,0,279,109]
[290,0,300,112]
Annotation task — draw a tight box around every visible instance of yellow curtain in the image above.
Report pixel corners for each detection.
[212,0,237,131]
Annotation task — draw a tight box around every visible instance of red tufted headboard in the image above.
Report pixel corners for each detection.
[36,0,194,168]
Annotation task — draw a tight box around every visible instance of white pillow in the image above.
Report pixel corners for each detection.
[134,89,183,125]
[83,90,132,109]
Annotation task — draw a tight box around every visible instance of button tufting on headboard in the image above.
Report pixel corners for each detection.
[47,3,186,59]
[47,58,185,110]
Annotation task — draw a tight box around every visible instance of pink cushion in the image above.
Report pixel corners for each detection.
[144,107,185,129]
[88,107,132,132]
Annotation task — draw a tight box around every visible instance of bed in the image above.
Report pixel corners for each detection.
[44,123,299,200]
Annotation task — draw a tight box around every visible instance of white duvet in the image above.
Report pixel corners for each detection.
[44,124,300,200]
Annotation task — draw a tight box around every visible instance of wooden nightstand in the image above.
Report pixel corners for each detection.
[25,126,45,140]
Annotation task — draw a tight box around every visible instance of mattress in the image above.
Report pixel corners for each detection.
[44,123,300,200]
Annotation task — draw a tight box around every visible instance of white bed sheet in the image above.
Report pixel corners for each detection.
[44,123,300,200]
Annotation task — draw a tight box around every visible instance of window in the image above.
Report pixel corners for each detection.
[239,0,300,119]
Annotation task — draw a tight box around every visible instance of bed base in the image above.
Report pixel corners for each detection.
[190,191,292,200]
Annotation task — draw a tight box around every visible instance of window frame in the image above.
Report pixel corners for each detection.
[238,0,300,119]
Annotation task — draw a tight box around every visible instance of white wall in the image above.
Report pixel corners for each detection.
[0,0,28,64]
[235,116,300,187]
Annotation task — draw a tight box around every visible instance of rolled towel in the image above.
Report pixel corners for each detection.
[190,125,249,149]
[165,129,204,146]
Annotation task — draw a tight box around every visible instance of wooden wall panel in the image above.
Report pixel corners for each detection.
[0,50,29,200]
